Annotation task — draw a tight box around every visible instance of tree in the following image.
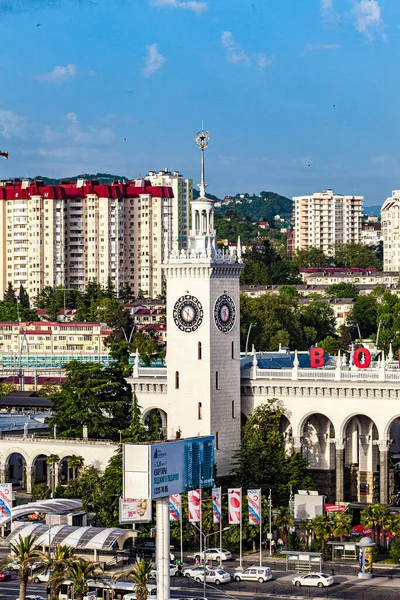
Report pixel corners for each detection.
[0,383,18,400]
[273,506,294,539]
[233,400,312,505]
[4,282,16,303]
[348,294,378,339]
[40,544,75,600]
[119,282,135,302]
[361,504,390,545]
[91,449,123,527]
[125,393,146,443]
[58,558,104,600]
[241,240,300,285]
[146,409,164,441]
[108,340,133,376]
[310,514,332,553]
[376,291,400,351]
[76,466,101,514]
[19,285,30,308]
[131,332,161,367]
[325,283,359,299]
[333,243,382,269]
[32,483,51,501]
[298,301,336,345]
[67,455,85,497]
[105,276,116,299]
[47,362,132,441]
[331,513,352,540]
[292,247,331,268]
[318,335,342,355]
[279,286,301,300]
[46,454,60,498]
[97,298,133,344]
[8,534,43,600]
[0,301,36,322]
[38,382,58,397]
[116,559,153,600]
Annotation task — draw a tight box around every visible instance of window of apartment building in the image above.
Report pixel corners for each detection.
[198,402,202,420]
[216,371,219,389]
[232,400,235,418]
[198,341,202,360]
[215,432,219,450]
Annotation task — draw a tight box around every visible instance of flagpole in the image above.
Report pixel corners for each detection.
[199,489,202,558]
[260,493,262,568]
[180,510,183,565]
[219,508,222,568]
[239,487,243,568]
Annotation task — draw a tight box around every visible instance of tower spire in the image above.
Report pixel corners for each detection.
[196,128,210,198]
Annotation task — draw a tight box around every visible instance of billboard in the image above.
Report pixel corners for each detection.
[0,483,12,526]
[123,436,214,500]
[119,498,152,523]
[294,492,324,520]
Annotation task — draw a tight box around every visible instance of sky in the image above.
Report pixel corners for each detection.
[0,0,400,205]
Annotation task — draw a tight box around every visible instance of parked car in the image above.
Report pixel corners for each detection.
[193,548,232,561]
[0,570,11,581]
[194,568,231,585]
[16,597,45,600]
[8,561,42,572]
[234,566,273,583]
[33,572,50,583]
[150,564,182,578]
[292,573,334,588]
[184,566,209,578]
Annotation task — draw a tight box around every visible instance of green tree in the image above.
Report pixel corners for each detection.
[131,332,160,367]
[8,534,43,600]
[39,544,75,600]
[318,335,342,354]
[146,409,164,441]
[233,400,312,505]
[0,301,36,322]
[46,454,60,498]
[376,291,400,351]
[119,282,135,302]
[38,382,58,397]
[310,514,333,553]
[325,283,359,299]
[273,506,294,539]
[333,243,382,269]
[125,393,146,443]
[0,383,18,399]
[67,455,85,497]
[116,559,153,600]
[298,301,336,345]
[32,483,51,501]
[19,285,30,308]
[241,240,300,285]
[331,513,352,540]
[91,449,123,527]
[105,276,116,299]
[108,340,133,376]
[348,294,378,339]
[47,362,132,441]
[56,558,104,600]
[4,282,16,303]
[97,298,133,343]
[361,504,390,545]
[279,286,301,300]
[292,247,330,268]
[76,466,101,513]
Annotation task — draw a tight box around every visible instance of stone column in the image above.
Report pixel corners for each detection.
[334,439,346,503]
[0,465,5,484]
[376,440,392,505]
[25,466,34,494]
[292,436,302,454]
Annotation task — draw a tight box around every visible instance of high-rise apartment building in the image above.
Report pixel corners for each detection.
[381,190,400,271]
[0,178,175,299]
[293,189,363,254]
[146,169,193,248]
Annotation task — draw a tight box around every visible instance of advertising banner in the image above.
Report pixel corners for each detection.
[123,436,214,500]
[119,498,152,523]
[325,503,349,513]
[228,488,242,524]
[212,487,222,524]
[188,489,201,522]
[169,494,181,521]
[248,489,261,525]
[0,483,12,526]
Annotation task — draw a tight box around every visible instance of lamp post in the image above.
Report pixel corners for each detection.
[245,322,257,356]
[192,523,230,599]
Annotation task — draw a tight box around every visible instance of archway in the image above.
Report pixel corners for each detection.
[6,452,27,489]
[300,413,336,502]
[32,454,48,487]
[341,414,379,504]
[143,408,167,438]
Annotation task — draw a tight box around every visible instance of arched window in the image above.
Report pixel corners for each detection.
[232,400,235,419]
[175,371,179,389]
[216,431,219,450]
[216,371,219,390]
[198,341,202,360]
[231,341,234,359]
[198,402,202,420]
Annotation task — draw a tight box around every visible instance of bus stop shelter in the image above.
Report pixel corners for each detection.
[281,550,323,572]
[327,541,358,561]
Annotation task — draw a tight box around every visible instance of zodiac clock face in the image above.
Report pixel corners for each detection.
[173,295,203,332]
[214,294,236,333]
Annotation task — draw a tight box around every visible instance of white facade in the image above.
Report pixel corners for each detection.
[147,170,193,250]
[293,189,363,253]
[381,191,400,271]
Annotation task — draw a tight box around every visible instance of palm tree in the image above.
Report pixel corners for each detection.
[67,455,84,497]
[361,504,390,545]
[46,454,60,498]
[116,559,153,600]
[332,513,352,541]
[55,558,104,600]
[273,506,294,543]
[38,544,75,600]
[310,514,333,553]
[9,534,44,600]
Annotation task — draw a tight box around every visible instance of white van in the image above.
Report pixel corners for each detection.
[233,567,273,583]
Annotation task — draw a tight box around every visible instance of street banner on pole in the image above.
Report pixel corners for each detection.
[228,488,242,524]
[248,489,261,525]
[0,483,12,526]
[188,489,201,522]
[212,487,221,524]
[169,494,181,521]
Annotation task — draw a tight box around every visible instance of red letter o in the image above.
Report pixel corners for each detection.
[353,348,371,369]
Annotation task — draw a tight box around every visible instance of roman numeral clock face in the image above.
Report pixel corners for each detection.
[214,294,236,333]
[173,295,204,332]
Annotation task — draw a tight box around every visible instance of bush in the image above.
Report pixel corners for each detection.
[32,483,51,500]
[288,532,300,550]
[389,540,400,562]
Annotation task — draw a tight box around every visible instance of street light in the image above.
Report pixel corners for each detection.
[192,523,230,598]
[245,322,257,356]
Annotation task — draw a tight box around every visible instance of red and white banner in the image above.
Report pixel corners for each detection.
[188,489,201,522]
[228,488,242,524]
[325,503,348,513]
[248,489,261,525]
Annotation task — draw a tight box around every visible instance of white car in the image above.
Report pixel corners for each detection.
[9,562,42,572]
[193,548,232,561]
[184,565,208,578]
[150,564,182,578]
[16,597,45,600]
[292,572,334,588]
[33,572,50,583]
[194,568,231,585]
[234,566,273,583]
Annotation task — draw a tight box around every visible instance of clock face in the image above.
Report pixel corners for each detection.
[214,294,236,333]
[173,295,203,332]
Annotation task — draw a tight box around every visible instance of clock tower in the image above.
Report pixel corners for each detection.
[163,131,244,475]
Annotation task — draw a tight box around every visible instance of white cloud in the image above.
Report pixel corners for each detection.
[40,112,114,146]
[305,43,341,51]
[352,0,384,39]
[0,109,26,139]
[149,0,207,14]
[221,32,273,70]
[36,64,77,83]
[142,44,166,78]
[320,0,339,21]
[221,31,251,64]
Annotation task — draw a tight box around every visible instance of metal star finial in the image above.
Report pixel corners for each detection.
[195,130,210,150]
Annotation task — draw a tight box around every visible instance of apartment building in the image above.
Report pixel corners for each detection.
[146,169,193,248]
[292,189,363,254]
[0,178,175,298]
[381,191,400,271]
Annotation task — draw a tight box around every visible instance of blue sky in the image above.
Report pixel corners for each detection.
[0,0,400,204]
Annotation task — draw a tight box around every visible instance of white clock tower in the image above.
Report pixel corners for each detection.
[163,131,244,476]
